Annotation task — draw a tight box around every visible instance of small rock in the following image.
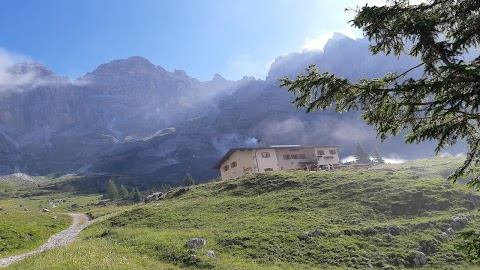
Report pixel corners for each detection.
[445,227,455,235]
[382,265,394,270]
[384,233,394,241]
[52,216,57,219]
[437,232,449,241]
[394,258,406,267]
[452,216,468,230]
[207,250,216,258]
[187,238,206,249]
[310,229,324,236]
[0,207,3,211]
[407,251,427,267]
[42,208,49,213]
[385,225,401,236]
[298,232,310,240]
[364,228,378,236]
[24,208,28,211]
[52,204,58,209]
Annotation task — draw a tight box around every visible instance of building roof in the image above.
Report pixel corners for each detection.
[212,145,341,169]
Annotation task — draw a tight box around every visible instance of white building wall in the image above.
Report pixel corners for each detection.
[219,146,341,180]
[275,148,312,170]
[220,150,256,180]
[254,148,280,172]
[314,147,340,166]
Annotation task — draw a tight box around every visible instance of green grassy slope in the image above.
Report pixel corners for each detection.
[6,157,480,269]
[0,199,71,259]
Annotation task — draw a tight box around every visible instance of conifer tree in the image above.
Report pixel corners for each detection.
[132,187,142,203]
[106,179,119,200]
[119,184,129,199]
[183,173,195,186]
[160,183,172,193]
[354,142,371,164]
[280,0,480,183]
[371,148,385,164]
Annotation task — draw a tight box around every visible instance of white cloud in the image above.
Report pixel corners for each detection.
[0,48,35,92]
[384,157,407,164]
[341,155,406,164]
[0,48,58,92]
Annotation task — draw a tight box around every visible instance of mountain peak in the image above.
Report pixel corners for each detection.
[124,56,154,66]
[87,56,159,77]
[331,32,348,41]
[10,62,56,77]
[324,32,355,51]
[212,73,226,82]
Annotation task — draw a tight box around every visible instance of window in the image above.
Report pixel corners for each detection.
[261,152,270,158]
[264,168,273,171]
[223,165,229,172]
[231,161,237,168]
[283,154,291,160]
[299,154,306,159]
[329,150,337,155]
[317,150,325,155]
[291,154,299,159]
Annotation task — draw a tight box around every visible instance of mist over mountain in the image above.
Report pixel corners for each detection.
[0,34,466,186]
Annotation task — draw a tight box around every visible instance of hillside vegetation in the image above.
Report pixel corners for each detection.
[4,157,480,269]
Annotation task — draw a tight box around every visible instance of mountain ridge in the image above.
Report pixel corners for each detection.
[0,33,466,185]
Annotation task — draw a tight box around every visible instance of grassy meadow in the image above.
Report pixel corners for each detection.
[3,157,480,269]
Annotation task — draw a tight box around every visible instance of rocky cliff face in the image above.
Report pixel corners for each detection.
[0,56,250,178]
[0,34,464,185]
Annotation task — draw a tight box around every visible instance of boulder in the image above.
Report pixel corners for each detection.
[187,238,206,249]
[144,192,164,203]
[452,216,468,230]
[207,250,216,258]
[437,232,449,241]
[407,251,427,267]
[444,227,455,235]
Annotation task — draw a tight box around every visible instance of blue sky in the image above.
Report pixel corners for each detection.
[0,0,381,81]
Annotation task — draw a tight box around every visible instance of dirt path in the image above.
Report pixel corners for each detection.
[0,213,96,268]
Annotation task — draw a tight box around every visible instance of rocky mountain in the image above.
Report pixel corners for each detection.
[0,34,467,186]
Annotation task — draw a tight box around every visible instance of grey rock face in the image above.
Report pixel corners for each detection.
[0,34,458,184]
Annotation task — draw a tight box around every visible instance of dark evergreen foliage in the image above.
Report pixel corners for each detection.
[280,0,480,259]
[183,173,195,186]
[280,0,479,184]
[371,147,385,164]
[106,179,119,200]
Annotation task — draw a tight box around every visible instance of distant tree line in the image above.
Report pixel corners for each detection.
[105,174,196,204]
[354,142,385,165]
[106,179,142,203]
